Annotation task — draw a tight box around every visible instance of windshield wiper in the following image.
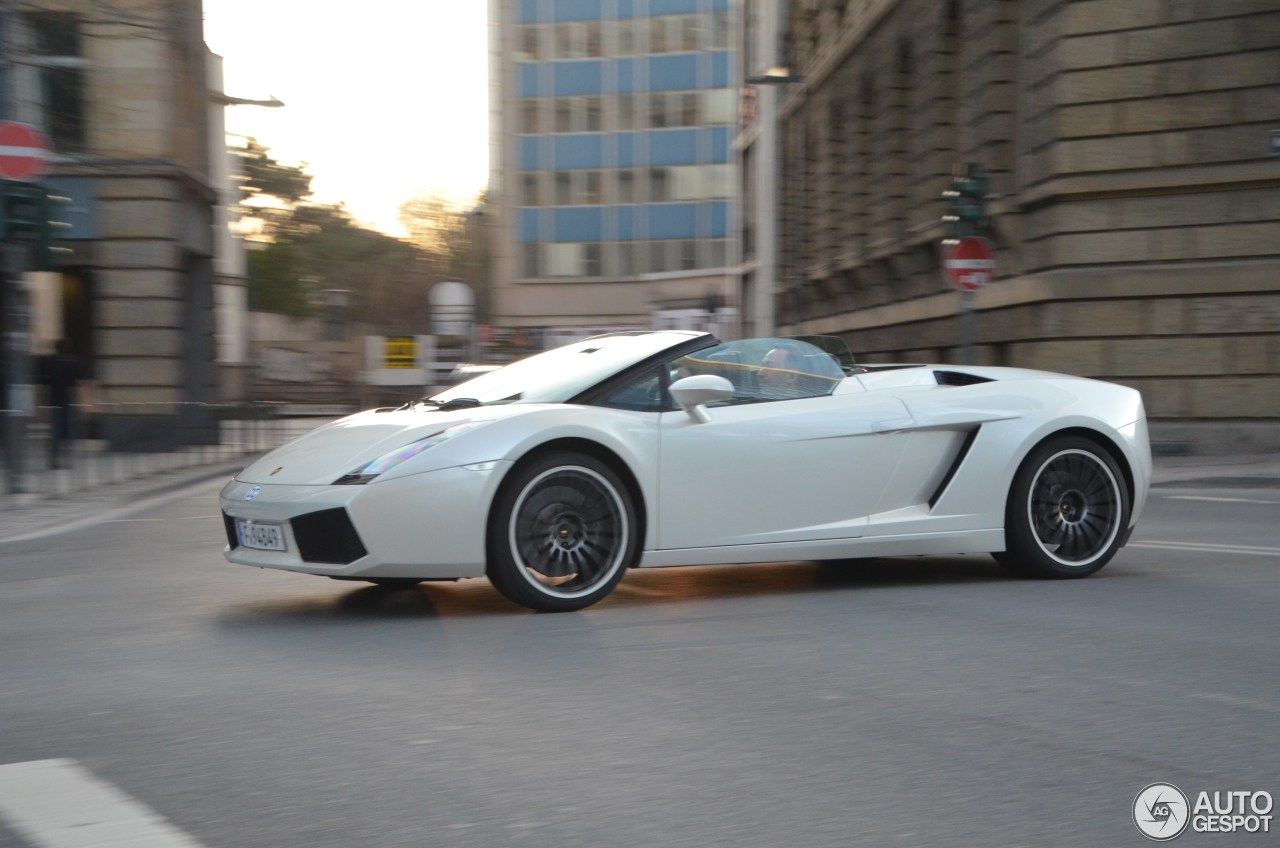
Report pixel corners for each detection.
[436,397,482,411]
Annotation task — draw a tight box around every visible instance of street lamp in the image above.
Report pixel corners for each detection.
[740,64,802,339]
[747,67,803,86]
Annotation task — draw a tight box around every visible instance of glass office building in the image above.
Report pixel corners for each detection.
[491,0,739,334]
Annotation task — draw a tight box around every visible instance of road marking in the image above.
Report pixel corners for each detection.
[1163,495,1280,505]
[0,759,209,848]
[0,475,231,545]
[102,516,210,523]
[1186,692,1280,716]
[1131,541,1280,557]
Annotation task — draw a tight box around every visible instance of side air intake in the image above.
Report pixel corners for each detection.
[934,370,993,387]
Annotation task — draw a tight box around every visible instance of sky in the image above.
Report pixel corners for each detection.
[202,1,491,237]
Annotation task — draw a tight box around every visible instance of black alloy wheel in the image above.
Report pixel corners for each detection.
[487,452,638,612]
[996,435,1130,579]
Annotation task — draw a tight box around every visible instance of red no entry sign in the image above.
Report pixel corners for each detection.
[943,236,996,291]
[0,121,53,182]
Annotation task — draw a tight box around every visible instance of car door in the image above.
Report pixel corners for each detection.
[655,390,916,550]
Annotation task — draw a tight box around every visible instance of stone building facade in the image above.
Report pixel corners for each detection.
[2,0,219,447]
[774,0,1280,451]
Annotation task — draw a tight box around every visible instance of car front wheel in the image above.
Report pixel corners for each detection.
[487,452,638,612]
[996,436,1130,578]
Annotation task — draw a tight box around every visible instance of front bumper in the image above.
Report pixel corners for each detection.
[219,461,511,580]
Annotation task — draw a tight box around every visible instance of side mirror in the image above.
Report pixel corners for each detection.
[669,374,734,424]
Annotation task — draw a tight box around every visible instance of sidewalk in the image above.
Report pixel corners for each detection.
[1150,453,1280,488]
[0,417,323,544]
[4,427,1277,545]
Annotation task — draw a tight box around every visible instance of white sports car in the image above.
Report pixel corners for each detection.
[220,331,1151,612]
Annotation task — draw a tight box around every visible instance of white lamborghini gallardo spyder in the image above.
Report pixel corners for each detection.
[221,331,1151,612]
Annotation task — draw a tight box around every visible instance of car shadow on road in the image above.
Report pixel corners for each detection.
[217,577,523,625]
[602,555,1010,609]
[217,555,1023,625]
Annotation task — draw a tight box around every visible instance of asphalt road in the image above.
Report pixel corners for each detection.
[0,480,1276,847]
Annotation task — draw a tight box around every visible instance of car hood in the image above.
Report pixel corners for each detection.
[236,405,524,485]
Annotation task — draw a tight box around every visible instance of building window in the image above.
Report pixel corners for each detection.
[583,171,602,205]
[584,243,602,276]
[25,12,86,152]
[679,92,699,126]
[555,99,573,132]
[543,242,602,277]
[649,17,668,53]
[522,172,542,207]
[517,25,541,61]
[649,93,669,129]
[554,171,572,206]
[706,164,735,198]
[545,243,579,277]
[671,166,703,201]
[584,21,602,58]
[708,240,728,268]
[618,93,637,130]
[617,169,636,203]
[649,241,667,273]
[554,23,576,59]
[679,239,697,271]
[704,89,736,125]
[584,96,603,132]
[616,19,637,55]
[553,21,603,60]
[618,241,638,276]
[522,243,541,278]
[521,100,541,134]
[550,97,603,133]
[677,15,700,52]
[710,9,731,49]
[649,168,670,202]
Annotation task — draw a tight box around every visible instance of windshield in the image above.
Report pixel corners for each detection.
[428,332,705,406]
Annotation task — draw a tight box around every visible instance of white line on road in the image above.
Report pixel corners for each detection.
[0,478,229,545]
[102,516,211,523]
[1131,541,1280,557]
[1162,495,1280,505]
[0,759,209,848]
[1186,692,1280,716]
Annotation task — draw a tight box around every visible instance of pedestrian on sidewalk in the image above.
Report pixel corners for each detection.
[40,338,80,469]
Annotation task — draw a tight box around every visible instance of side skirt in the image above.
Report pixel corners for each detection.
[636,528,1005,568]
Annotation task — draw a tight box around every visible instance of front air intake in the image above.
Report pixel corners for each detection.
[222,512,239,549]
[291,508,368,564]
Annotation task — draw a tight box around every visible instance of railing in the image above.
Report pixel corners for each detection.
[0,401,324,505]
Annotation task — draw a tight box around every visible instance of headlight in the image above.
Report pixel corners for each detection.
[333,422,489,484]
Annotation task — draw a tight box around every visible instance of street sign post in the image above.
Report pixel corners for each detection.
[0,122,55,493]
[0,121,53,183]
[942,236,997,365]
[943,236,996,291]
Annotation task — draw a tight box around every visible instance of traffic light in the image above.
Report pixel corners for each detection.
[942,164,988,239]
[1,181,71,269]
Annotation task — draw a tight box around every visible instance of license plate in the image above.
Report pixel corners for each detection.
[236,519,286,552]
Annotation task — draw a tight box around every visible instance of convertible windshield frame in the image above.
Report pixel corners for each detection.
[427,331,712,408]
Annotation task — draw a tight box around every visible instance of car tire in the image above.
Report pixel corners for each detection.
[996,435,1130,579]
[487,452,639,612]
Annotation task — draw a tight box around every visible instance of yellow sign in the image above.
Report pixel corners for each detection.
[384,336,417,369]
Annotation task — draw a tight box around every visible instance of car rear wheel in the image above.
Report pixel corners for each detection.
[996,436,1130,579]
[487,452,638,612]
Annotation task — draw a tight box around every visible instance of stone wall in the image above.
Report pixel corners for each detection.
[778,0,1280,451]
